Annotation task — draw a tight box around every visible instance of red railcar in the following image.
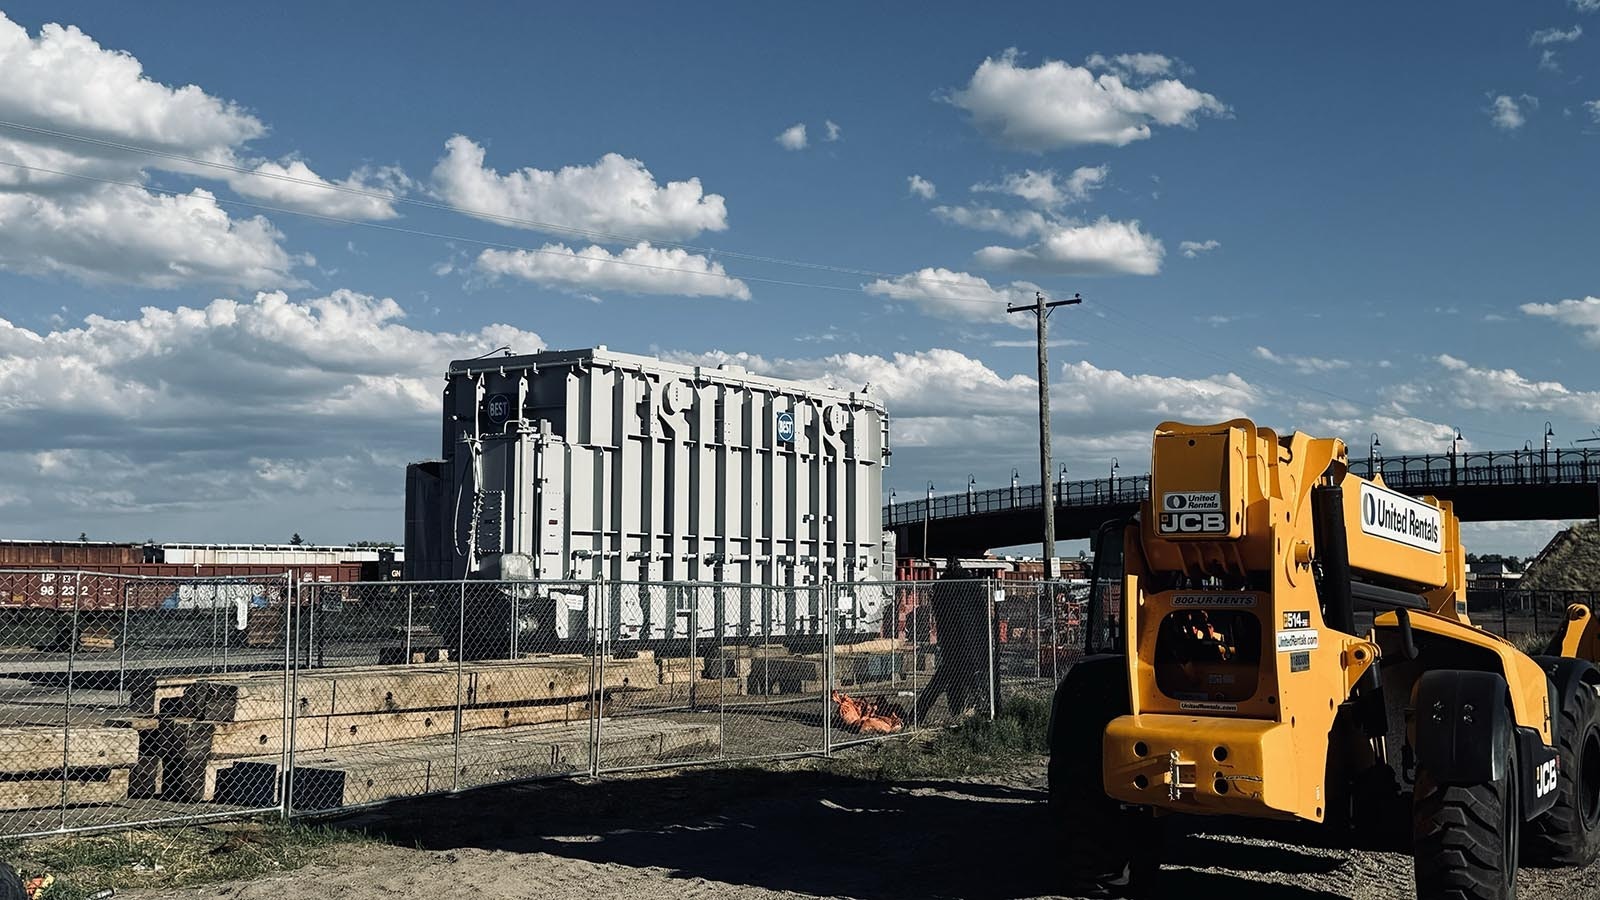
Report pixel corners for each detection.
[0,563,363,610]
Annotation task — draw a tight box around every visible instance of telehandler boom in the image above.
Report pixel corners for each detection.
[1049,419,1600,900]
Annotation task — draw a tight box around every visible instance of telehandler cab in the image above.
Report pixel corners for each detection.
[1049,419,1600,900]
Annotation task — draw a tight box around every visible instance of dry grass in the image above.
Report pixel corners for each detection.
[820,693,1050,781]
[1522,521,1600,592]
[0,820,371,900]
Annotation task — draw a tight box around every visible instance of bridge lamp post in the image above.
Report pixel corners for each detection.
[1011,468,1020,508]
[1110,457,1120,498]
[967,474,976,515]
[1450,428,1463,485]
[923,481,934,562]
[1369,433,1381,477]
[888,490,896,526]
[1059,463,1068,501]
[1544,422,1554,484]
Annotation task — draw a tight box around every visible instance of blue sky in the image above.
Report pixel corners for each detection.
[0,2,1596,554]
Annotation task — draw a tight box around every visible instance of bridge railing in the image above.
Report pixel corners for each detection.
[886,446,1600,527]
[886,475,1150,526]
[1352,448,1600,489]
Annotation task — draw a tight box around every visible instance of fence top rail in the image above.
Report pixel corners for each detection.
[601,579,832,591]
[0,568,293,583]
[323,577,594,589]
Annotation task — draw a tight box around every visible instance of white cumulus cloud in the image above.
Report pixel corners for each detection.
[824,120,842,142]
[1427,354,1600,418]
[1086,52,1179,78]
[863,268,1039,323]
[0,14,264,155]
[0,186,302,288]
[931,204,1050,238]
[973,217,1164,276]
[1488,94,1533,130]
[775,123,808,151]
[1522,295,1600,345]
[224,159,407,221]
[474,243,750,299]
[1530,25,1583,44]
[907,174,937,199]
[972,166,1108,207]
[431,135,728,242]
[0,11,403,286]
[1180,239,1220,258]
[662,348,1257,473]
[1253,345,1350,374]
[948,48,1226,150]
[0,291,544,538]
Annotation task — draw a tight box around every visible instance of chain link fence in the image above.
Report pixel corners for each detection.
[1468,587,1600,648]
[994,579,1091,708]
[0,569,292,839]
[24,572,1585,837]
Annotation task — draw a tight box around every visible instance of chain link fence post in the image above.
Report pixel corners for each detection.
[118,579,131,703]
[589,571,604,777]
[59,591,79,830]
[404,586,414,666]
[598,570,609,774]
[1033,583,1042,682]
[289,574,304,818]
[986,577,997,721]
[822,579,834,758]
[452,579,465,792]
[280,574,295,821]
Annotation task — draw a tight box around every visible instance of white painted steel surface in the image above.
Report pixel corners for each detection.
[406,348,891,639]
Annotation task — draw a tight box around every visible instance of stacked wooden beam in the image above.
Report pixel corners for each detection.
[130,654,660,804]
[0,725,137,810]
[212,717,718,810]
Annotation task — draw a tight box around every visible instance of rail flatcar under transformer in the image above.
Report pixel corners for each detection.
[404,347,894,649]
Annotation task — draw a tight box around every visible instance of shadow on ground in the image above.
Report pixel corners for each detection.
[325,766,1350,900]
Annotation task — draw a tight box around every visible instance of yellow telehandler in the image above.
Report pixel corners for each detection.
[1049,419,1600,899]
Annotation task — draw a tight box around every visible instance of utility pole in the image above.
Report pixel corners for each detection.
[1007,291,1081,578]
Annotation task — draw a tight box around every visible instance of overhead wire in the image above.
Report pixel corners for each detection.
[0,158,1018,307]
[1084,299,1531,443]
[0,119,1006,291]
[0,123,1550,444]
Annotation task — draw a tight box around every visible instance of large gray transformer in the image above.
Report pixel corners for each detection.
[405,347,892,643]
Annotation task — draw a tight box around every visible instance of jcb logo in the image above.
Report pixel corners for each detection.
[1159,512,1227,534]
[1536,758,1559,798]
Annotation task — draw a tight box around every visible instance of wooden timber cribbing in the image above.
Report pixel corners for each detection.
[140,654,660,803]
[213,717,719,810]
[0,726,137,810]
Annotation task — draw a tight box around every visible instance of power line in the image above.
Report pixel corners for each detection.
[0,157,1020,309]
[0,118,1016,295]
[1084,299,1531,443]
[0,122,1558,444]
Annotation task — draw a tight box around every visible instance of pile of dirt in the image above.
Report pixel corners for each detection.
[1522,521,1600,591]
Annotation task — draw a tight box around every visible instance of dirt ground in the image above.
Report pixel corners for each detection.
[128,759,1600,900]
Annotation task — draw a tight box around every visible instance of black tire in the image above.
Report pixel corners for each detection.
[1413,724,1520,900]
[1528,677,1600,866]
[0,861,24,900]
[1047,657,1159,895]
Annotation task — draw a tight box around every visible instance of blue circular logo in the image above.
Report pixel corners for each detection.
[775,411,796,442]
[486,393,511,423]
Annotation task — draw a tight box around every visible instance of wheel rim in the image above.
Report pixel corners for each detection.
[1581,725,1600,830]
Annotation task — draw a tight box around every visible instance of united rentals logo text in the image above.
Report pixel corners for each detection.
[1357,482,1443,553]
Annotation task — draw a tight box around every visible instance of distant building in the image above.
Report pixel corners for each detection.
[1466,558,1522,590]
